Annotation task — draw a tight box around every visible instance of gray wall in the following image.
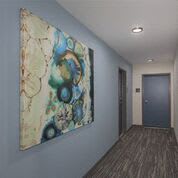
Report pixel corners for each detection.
[0,0,132,178]
[174,48,178,140]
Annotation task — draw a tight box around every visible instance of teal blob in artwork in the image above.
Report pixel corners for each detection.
[68,121,75,131]
[80,59,85,77]
[53,31,67,55]
[57,83,73,103]
[48,63,64,89]
[61,87,70,101]
[68,85,83,104]
[67,37,75,50]
[52,31,67,65]
[74,42,84,57]
[72,85,82,100]
[73,101,83,123]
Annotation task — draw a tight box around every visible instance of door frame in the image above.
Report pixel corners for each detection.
[142,73,171,128]
[118,68,127,136]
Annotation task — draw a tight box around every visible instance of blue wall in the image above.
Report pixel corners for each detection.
[0,0,132,177]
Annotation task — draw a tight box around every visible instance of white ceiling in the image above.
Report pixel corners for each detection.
[57,0,178,64]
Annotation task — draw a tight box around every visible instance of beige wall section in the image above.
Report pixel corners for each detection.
[132,62,174,127]
[174,48,178,139]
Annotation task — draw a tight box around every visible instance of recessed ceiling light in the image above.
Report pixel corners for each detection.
[132,27,143,33]
[147,59,154,63]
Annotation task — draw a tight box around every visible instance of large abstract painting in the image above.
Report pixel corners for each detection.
[20,8,94,150]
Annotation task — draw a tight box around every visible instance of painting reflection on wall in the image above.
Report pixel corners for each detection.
[20,8,94,150]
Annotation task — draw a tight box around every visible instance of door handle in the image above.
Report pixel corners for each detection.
[120,98,123,104]
[145,100,148,103]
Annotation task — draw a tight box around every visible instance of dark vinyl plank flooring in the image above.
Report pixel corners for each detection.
[84,126,178,178]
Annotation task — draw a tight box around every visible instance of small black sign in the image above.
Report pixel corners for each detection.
[136,88,140,93]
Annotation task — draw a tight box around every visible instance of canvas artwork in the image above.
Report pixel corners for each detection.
[20,8,94,150]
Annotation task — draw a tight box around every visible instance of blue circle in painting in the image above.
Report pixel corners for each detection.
[53,31,67,56]
[57,83,73,103]
[46,127,55,139]
[61,87,70,101]
[73,101,83,123]
[42,123,57,141]
[67,37,75,50]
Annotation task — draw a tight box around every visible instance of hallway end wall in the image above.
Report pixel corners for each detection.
[132,63,174,127]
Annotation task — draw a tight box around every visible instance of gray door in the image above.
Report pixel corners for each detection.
[143,74,170,128]
[119,68,127,136]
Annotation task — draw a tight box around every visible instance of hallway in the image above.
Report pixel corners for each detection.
[2,1,178,178]
[85,126,178,178]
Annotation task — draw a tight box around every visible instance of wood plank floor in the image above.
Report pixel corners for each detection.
[84,126,178,178]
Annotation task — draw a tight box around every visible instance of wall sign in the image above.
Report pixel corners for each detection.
[136,88,140,93]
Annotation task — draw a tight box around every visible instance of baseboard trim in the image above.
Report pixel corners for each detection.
[83,140,118,178]
[83,125,134,177]
[172,128,178,146]
[144,126,171,130]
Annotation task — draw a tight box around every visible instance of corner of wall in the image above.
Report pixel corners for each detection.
[173,48,178,141]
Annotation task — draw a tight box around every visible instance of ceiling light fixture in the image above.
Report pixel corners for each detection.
[132,27,143,33]
[147,59,154,63]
